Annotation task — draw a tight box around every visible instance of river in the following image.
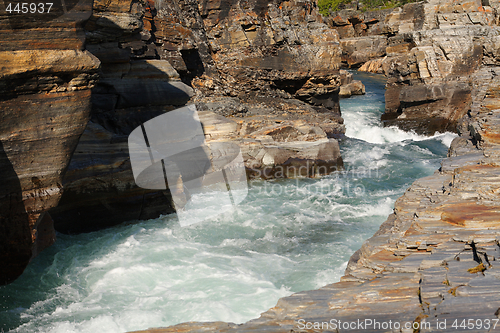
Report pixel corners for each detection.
[0,71,456,333]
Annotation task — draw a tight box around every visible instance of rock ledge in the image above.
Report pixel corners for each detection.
[129,67,500,333]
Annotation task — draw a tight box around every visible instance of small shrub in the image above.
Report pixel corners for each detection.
[318,0,350,15]
[316,0,420,15]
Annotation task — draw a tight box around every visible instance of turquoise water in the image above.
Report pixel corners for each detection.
[0,72,456,333]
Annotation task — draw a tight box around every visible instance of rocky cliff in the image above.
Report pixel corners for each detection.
[0,2,100,284]
[124,1,500,331]
[327,0,500,135]
[49,0,194,233]
[129,67,500,333]
[49,0,348,233]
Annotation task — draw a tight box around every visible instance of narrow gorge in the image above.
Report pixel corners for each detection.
[1,0,500,332]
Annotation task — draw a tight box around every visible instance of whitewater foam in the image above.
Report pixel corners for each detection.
[0,71,455,333]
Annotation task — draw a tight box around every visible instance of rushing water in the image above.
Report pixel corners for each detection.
[0,72,456,333]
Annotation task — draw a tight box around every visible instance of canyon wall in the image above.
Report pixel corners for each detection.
[130,68,500,333]
[0,0,347,282]
[0,1,100,284]
[127,1,500,332]
[50,0,348,233]
[49,0,193,233]
[328,0,500,134]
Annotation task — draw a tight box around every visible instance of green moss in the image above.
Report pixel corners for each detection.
[369,0,419,10]
[318,0,350,16]
[467,263,487,274]
[317,0,419,15]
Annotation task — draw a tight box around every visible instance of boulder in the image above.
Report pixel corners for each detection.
[339,80,366,97]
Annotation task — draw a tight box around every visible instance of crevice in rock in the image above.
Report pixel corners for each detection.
[469,241,492,268]
[180,49,206,85]
[400,99,440,109]
[470,241,482,264]
[271,78,310,95]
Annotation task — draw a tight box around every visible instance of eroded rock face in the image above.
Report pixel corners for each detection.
[154,0,343,103]
[49,122,175,234]
[192,0,347,177]
[338,69,365,97]
[50,0,194,233]
[127,65,500,333]
[190,0,346,177]
[50,0,346,233]
[0,2,100,283]
[328,0,500,134]
[381,25,497,134]
[340,35,387,67]
[197,97,345,179]
[192,0,344,113]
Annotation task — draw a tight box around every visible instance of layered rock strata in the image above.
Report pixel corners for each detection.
[194,0,343,112]
[327,0,500,134]
[50,0,195,233]
[197,97,345,179]
[192,0,348,179]
[0,2,100,283]
[51,0,347,233]
[129,66,500,333]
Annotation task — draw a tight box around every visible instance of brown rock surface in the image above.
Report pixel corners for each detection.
[193,0,344,113]
[380,25,498,134]
[128,65,500,333]
[50,0,195,233]
[196,96,345,179]
[0,1,100,284]
[49,122,175,233]
[50,0,346,233]
[338,69,366,97]
[358,56,387,73]
[330,0,500,134]
[340,35,387,67]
